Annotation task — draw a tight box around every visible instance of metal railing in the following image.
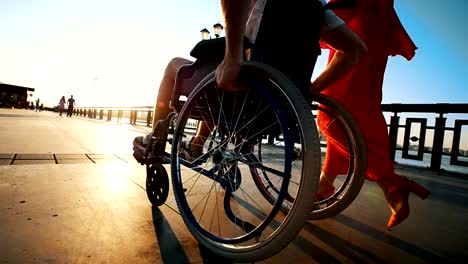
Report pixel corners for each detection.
[381,103,468,173]
[73,106,154,126]
[73,103,468,173]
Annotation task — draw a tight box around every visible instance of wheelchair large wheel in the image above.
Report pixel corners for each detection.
[250,93,366,219]
[171,62,321,262]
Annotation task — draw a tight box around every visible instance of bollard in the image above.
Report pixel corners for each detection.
[131,110,136,124]
[147,110,152,127]
[430,113,446,172]
[388,112,400,161]
[117,110,123,123]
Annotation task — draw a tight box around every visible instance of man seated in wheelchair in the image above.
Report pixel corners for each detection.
[132,0,366,164]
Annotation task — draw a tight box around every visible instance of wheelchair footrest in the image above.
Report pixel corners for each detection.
[146,155,171,165]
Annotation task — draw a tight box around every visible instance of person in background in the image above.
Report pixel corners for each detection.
[67,95,75,117]
[316,0,430,229]
[35,98,40,112]
[58,96,66,116]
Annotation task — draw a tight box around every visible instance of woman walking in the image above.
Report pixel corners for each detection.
[317,0,430,229]
[58,96,66,116]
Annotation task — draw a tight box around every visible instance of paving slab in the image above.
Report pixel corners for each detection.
[0,154,14,159]
[15,154,55,160]
[12,160,56,165]
[0,160,11,165]
[55,154,89,159]
[0,164,164,263]
[56,159,94,164]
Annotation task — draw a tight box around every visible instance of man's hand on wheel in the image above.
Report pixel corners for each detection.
[215,57,245,93]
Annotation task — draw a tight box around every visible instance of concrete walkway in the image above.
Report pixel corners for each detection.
[0,108,466,263]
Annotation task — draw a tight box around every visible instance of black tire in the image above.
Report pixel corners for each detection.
[170,62,321,262]
[146,163,169,206]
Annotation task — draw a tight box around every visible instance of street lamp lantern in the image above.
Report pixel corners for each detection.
[213,22,224,38]
[200,28,210,40]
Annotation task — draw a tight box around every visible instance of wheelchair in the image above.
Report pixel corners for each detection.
[142,1,366,261]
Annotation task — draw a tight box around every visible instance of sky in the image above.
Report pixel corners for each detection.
[0,0,467,109]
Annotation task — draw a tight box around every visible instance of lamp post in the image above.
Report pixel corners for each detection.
[200,28,210,40]
[213,23,224,38]
[200,23,224,40]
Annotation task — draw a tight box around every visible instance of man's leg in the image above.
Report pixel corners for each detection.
[133,57,192,163]
[152,57,193,128]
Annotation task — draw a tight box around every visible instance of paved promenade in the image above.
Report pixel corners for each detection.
[0,108,467,263]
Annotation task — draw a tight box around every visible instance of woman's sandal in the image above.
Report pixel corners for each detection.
[386,177,430,229]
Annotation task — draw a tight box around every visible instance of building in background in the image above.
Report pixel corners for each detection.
[0,82,35,109]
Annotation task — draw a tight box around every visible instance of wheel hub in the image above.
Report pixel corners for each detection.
[212,149,224,164]
[212,149,239,164]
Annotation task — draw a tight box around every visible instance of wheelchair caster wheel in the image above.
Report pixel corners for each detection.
[146,163,169,206]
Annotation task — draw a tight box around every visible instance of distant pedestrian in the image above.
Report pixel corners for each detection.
[58,96,66,116]
[67,95,75,117]
[35,99,40,112]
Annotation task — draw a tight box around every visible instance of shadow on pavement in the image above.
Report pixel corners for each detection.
[151,205,232,264]
[297,221,385,263]
[332,214,458,263]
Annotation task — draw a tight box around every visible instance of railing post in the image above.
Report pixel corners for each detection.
[117,110,123,123]
[147,110,152,127]
[99,110,103,119]
[267,133,274,144]
[93,109,97,118]
[431,113,446,172]
[108,109,112,121]
[131,110,136,124]
[388,112,400,161]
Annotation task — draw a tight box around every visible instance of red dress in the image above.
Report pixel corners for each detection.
[318,0,417,181]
